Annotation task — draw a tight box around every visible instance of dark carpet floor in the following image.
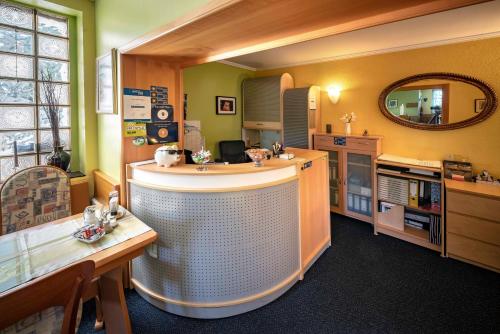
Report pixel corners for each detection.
[78,214,500,334]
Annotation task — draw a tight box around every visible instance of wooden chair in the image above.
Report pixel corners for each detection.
[0,260,95,334]
[0,165,103,330]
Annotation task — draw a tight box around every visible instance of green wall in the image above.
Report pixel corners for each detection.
[95,0,212,180]
[184,62,254,158]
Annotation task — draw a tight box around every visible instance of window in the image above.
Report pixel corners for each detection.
[432,89,443,108]
[0,1,71,181]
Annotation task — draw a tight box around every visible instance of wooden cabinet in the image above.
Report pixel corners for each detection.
[445,180,500,272]
[313,134,382,223]
[289,148,331,275]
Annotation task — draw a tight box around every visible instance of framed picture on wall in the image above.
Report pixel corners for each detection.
[474,98,486,113]
[388,99,398,108]
[216,96,236,115]
[96,49,118,114]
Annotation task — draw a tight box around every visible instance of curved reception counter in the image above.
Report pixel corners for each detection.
[126,149,330,318]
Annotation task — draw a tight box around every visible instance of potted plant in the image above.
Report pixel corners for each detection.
[40,70,70,171]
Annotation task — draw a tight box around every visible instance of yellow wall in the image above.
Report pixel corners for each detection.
[258,37,500,175]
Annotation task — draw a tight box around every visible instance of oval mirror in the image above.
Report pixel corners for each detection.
[378,73,497,130]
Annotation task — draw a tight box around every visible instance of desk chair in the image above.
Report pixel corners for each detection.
[0,260,95,334]
[219,140,251,164]
[0,166,103,330]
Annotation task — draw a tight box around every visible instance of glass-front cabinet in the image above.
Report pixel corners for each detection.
[345,152,372,219]
[314,134,381,224]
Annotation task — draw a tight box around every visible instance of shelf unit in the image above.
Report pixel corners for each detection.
[373,159,444,255]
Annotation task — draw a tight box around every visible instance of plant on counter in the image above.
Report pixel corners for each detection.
[340,112,357,136]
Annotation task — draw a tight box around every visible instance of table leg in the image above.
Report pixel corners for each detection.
[99,266,132,334]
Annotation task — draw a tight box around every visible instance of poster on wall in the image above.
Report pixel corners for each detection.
[123,122,147,137]
[184,120,202,152]
[151,86,168,105]
[123,88,151,121]
[146,122,178,145]
[96,49,117,114]
[151,104,174,123]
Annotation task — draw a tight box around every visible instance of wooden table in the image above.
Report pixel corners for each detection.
[0,212,157,334]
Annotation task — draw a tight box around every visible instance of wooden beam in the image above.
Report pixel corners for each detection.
[122,0,489,62]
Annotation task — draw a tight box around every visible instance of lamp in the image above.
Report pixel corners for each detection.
[327,86,341,104]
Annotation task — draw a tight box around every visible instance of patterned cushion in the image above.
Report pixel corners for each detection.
[0,301,82,334]
[1,166,71,235]
[0,166,77,333]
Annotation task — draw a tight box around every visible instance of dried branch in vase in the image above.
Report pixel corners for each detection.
[40,70,62,148]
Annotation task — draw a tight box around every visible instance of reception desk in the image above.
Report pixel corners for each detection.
[126,148,330,318]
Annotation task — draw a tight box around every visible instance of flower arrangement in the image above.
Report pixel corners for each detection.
[340,112,357,135]
[340,112,357,124]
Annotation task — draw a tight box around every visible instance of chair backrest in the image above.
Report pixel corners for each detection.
[219,140,248,164]
[0,166,71,235]
[0,260,95,334]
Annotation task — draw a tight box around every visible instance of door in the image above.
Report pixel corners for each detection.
[343,150,373,222]
[324,150,342,213]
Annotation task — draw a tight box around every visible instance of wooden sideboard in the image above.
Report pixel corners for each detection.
[313,134,382,223]
[70,176,90,214]
[445,180,500,272]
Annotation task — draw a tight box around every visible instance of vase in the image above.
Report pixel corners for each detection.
[345,123,352,136]
[46,146,71,171]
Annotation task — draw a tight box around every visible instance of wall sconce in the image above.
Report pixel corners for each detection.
[327,86,341,104]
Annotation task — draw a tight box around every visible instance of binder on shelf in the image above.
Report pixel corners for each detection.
[408,179,419,208]
[430,183,441,208]
[418,181,432,206]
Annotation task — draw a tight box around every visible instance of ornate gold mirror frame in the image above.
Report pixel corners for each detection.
[378,72,497,130]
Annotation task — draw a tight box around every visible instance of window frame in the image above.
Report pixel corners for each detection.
[0,1,71,181]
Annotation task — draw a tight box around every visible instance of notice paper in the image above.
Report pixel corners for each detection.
[123,88,151,121]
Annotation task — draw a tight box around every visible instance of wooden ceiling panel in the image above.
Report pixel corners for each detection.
[124,0,489,62]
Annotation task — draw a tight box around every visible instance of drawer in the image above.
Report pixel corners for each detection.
[346,137,377,152]
[447,233,500,270]
[447,191,500,222]
[314,135,336,149]
[314,135,378,152]
[447,211,500,246]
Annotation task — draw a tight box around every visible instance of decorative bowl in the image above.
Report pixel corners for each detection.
[191,148,212,171]
[73,224,105,244]
[246,149,270,167]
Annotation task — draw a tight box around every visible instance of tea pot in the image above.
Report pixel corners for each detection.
[155,144,182,167]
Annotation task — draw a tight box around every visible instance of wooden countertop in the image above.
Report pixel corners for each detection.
[315,132,383,140]
[445,179,500,199]
[130,148,327,176]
